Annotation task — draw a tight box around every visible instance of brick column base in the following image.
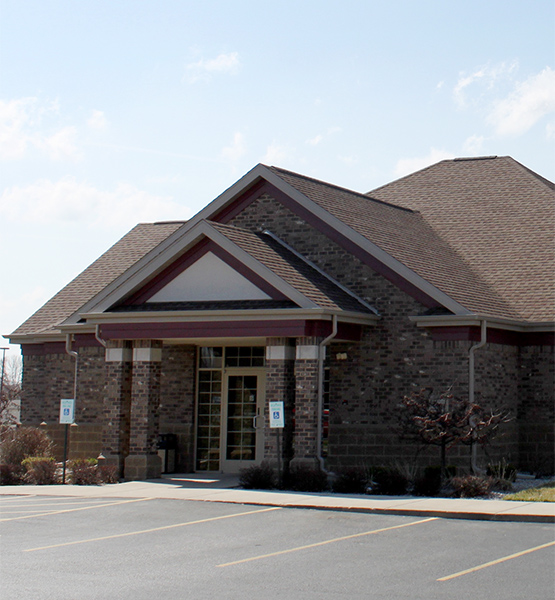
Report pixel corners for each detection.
[124,341,162,481]
[291,338,321,468]
[102,344,132,478]
[124,454,162,481]
[264,340,295,469]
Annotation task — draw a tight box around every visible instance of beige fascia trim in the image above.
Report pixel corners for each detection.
[79,308,379,326]
[410,314,555,332]
[8,330,71,344]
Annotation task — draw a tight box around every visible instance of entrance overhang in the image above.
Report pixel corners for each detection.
[76,309,378,342]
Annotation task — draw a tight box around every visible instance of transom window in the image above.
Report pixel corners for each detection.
[199,346,265,369]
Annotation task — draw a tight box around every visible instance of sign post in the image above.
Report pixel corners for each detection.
[269,401,285,486]
[59,399,75,484]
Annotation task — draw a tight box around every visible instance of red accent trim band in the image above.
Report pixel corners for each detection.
[99,320,362,341]
[429,326,554,346]
[21,334,103,356]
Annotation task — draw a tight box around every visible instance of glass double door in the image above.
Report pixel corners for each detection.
[196,369,265,473]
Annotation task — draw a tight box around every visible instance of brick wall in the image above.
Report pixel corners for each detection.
[159,344,196,472]
[16,191,554,475]
[230,192,553,473]
[21,352,74,424]
[518,345,555,474]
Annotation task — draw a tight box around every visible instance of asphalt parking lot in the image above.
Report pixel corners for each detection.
[1,495,554,600]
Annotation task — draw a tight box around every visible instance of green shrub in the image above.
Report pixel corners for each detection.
[0,427,54,466]
[369,467,408,495]
[69,458,99,485]
[332,467,369,494]
[413,466,442,496]
[98,464,119,484]
[487,459,517,482]
[283,463,329,492]
[22,457,59,485]
[0,464,25,485]
[239,462,276,489]
[451,475,492,498]
[490,477,514,492]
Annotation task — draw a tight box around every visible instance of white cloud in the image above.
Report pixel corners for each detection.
[306,127,342,146]
[222,132,246,161]
[0,97,80,161]
[394,148,455,178]
[453,61,518,109]
[40,126,79,160]
[337,155,359,166]
[462,135,486,154]
[487,67,555,136]
[0,178,188,230]
[186,52,240,83]
[262,142,290,165]
[87,109,108,131]
[307,134,324,146]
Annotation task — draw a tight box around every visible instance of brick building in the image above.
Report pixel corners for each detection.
[8,156,554,480]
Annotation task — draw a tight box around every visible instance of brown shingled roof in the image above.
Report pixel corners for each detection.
[367,156,555,321]
[210,221,373,314]
[11,156,553,340]
[11,222,184,337]
[269,165,521,319]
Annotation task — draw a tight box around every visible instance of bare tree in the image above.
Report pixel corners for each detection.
[398,387,510,476]
[1,355,22,425]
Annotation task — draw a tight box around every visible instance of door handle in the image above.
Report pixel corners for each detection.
[253,408,262,429]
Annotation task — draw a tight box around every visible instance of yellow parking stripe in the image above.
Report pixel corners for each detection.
[1,500,113,511]
[1,497,152,522]
[24,506,282,552]
[1,498,110,505]
[438,540,555,581]
[218,517,438,567]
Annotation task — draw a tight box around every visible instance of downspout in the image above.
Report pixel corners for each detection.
[317,314,338,472]
[65,334,79,402]
[469,320,487,475]
[95,324,107,348]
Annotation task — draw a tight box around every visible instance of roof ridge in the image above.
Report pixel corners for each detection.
[269,165,416,213]
[366,158,458,196]
[504,156,555,192]
[260,230,379,315]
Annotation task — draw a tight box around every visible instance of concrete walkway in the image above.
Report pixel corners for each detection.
[1,473,553,523]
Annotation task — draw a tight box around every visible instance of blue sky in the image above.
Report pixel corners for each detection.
[1,0,554,359]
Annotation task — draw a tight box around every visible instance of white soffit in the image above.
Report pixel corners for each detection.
[147,251,271,302]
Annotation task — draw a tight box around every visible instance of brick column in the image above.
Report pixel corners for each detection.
[125,340,163,480]
[102,342,132,478]
[292,337,321,467]
[264,339,295,467]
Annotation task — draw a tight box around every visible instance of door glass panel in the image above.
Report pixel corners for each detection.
[196,370,222,471]
[226,375,257,461]
[196,347,265,472]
